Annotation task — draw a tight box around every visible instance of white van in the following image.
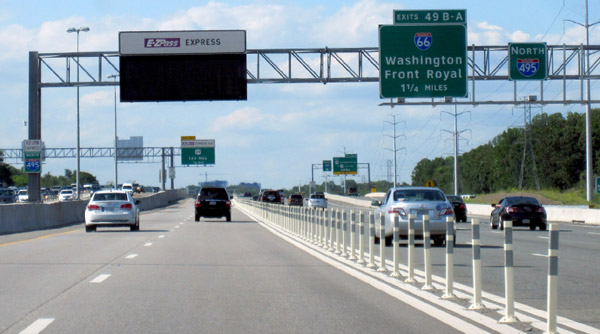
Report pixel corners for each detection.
[121,183,134,194]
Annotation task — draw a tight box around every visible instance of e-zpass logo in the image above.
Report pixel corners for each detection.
[144,38,180,48]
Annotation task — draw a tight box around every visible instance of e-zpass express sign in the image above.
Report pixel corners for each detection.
[119,30,246,55]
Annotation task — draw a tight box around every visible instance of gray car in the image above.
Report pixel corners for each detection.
[372,187,455,246]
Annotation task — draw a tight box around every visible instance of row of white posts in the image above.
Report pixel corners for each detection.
[238,200,559,333]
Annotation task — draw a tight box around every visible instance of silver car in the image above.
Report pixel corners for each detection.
[84,190,140,232]
[307,193,327,209]
[372,187,455,246]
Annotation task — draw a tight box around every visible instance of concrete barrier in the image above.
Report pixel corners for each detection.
[325,193,600,226]
[0,189,187,235]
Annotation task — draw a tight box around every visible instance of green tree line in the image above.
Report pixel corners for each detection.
[411,109,600,194]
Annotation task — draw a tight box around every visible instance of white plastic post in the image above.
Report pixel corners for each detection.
[391,214,401,278]
[358,211,366,264]
[547,223,559,334]
[422,215,434,290]
[377,212,388,272]
[499,220,518,323]
[335,209,341,254]
[349,210,357,260]
[328,209,335,252]
[405,214,416,283]
[367,212,376,268]
[341,210,348,257]
[469,219,484,310]
[442,216,456,299]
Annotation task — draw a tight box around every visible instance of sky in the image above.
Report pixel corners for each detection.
[0,0,599,191]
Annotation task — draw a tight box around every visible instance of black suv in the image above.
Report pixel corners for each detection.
[195,187,231,222]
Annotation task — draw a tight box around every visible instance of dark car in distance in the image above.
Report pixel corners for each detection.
[446,195,467,222]
[260,190,282,204]
[195,187,231,222]
[490,196,547,230]
[288,194,303,206]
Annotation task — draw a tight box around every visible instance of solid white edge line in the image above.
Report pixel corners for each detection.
[19,318,55,334]
[237,203,600,334]
[90,274,111,283]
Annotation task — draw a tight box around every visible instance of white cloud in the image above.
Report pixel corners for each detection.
[81,90,112,107]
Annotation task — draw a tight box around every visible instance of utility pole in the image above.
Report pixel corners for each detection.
[441,103,469,195]
[518,103,540,190]
[565,0,600,201]
[384,115,405,188]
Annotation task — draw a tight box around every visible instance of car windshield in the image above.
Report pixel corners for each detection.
[393,189,445,202]
[505,197,541,205]
[93,193,128,201]
[200,189,228,200]
[0,190,12,196]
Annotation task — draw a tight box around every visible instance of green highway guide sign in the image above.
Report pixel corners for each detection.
[393,9,466,24]
[508,42,547,81]
[379,24,467,98]
[323,160,332,172]
[333,156,357,175]
[181,138,215,165]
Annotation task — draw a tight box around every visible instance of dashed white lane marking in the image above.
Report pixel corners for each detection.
[175,226,180,229]
[125,254,138,259]
[532,253,548,257]
[158,235,165,239]
[144,242,153,247]
[588,232,600,235]
[19,318,55,334]
[538,236,549,240]
[90,274,111,283]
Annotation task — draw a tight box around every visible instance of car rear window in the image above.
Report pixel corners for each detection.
[290,195,302,200]
[310,194,325,199]
[199,188,228,200]
[93,193,128,201]
[505,197,540,205]
[393,190,445,202]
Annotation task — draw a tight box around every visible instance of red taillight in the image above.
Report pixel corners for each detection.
[226,200,231,208]
[439,206,454,216]
[537,207,545,213]
[459,204,466,209]
[195,200,201,208]
[87,204,100,210]
[506,207,518,213]
[121,203,133,210]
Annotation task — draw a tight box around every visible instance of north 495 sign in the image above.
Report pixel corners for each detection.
[508,43,547,81]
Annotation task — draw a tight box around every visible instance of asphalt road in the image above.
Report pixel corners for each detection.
[324,200,600,330]
[1,199,467,334]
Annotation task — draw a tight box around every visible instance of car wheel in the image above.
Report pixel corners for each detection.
[226,213,231,222]
[130,224,139,231]
[384,235,393,247]
[540,223,547,231]
[374,236,380,244]
[433,237,444,247]
[85,225,94,232]
[195,212,200,222]
[499,219,504,231]
[490,217,497,229]
[529,224,536,231]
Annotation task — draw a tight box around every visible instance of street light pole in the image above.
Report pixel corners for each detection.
[107,74,119,189]
[67,26,89,199]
